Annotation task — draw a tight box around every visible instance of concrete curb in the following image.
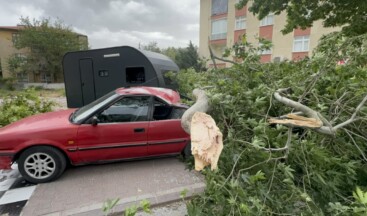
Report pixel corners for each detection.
[42,182,205,216]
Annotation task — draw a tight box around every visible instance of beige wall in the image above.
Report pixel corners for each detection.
[0,29,24,78]
[272,13,293,60]
[199,0,341,66]
[199,0,211,61]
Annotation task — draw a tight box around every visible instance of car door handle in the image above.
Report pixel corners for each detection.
[134,128,145,133]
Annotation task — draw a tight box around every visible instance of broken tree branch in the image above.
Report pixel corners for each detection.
[270,88,367,136]
[209,45,239,67]
[208,44,218,70]
[181,89,210,134]
[344,129,367,163]
[334,94,367,130]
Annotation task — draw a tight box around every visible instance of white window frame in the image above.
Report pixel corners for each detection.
[235,16,246,30]
[260,14,274,26]
[293,36,310,52]
[259,43,272,55]
[211,19,227,40]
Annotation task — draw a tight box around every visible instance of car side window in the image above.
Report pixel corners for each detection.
[97,96,150,123]
[152,98,173,120]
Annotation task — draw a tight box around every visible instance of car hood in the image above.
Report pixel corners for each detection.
[0,109,76,135]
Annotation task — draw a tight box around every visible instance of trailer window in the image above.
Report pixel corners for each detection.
[126,67,145,84]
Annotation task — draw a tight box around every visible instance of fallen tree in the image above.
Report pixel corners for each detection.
[177,32,367,215]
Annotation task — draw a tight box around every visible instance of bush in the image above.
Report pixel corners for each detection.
[0,88,53,127]
[177,32,367,215]
[0,77,17,91]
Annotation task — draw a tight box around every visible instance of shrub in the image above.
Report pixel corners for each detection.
[0,88,53,127]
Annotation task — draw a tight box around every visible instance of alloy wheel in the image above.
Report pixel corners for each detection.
[24,153,56,179]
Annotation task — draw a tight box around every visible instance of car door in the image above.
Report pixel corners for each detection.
[147,97,190,156]
[76,96,151,163]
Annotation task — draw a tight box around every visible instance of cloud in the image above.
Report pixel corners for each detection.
[0,0,199,49]
[0,2,45,26]
[85,27,186,49]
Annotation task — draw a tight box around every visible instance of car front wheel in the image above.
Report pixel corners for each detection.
[18,146,66,183]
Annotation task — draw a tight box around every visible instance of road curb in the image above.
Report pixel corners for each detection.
[47,182,205,216]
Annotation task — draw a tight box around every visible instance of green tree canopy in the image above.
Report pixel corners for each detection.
[175,41,205,72]
[12,17,88,81]
[237,0,367,35]
[142,41,161,53]
[142,41,205,71]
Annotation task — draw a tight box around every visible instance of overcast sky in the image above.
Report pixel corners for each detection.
[0,0,200,49]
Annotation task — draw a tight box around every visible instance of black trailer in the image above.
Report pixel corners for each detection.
[63,46,179,108]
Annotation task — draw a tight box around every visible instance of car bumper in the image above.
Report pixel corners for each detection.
[0,153,14,169]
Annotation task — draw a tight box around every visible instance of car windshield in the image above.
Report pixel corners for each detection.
[71,91,120,123]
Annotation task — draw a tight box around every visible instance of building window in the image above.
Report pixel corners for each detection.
[293,36,310,52]
[15,53,27,60]
[260,14,274,26]
[211,19,227,40]
[40,73,52,83]
[12,33,19,45]
[235,16,246,30]
[211,0,228,16]
[126,67,145,84]
[16,72,29,83]
[259,43,272,55]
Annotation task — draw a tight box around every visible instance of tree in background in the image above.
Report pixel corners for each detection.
[162,46,178,62]
[175,41,206,72]
[142,41,206,72]
[237,0,367,35]
[142,41,161,53]
[10,17,88,82]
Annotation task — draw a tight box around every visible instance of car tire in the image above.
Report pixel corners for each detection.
[182,142,192,159]
[18,146,67,184]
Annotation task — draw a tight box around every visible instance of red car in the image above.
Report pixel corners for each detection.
[0,87,191,183]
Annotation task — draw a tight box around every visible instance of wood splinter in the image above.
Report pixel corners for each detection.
[268,113,323,128]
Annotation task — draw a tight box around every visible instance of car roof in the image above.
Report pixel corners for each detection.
[115,87,181,105]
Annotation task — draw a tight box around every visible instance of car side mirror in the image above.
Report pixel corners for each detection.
[91,116,99,126]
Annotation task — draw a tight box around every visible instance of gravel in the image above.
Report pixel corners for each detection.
[47,97,67,110]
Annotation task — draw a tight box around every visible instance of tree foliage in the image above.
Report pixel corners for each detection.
[11,17,88,81]
[0,88,53,127]
[142,41,206,71]
[175,32,367,215]
[142,41,161,53]
[237,0,367,35]
[175,41,206,72]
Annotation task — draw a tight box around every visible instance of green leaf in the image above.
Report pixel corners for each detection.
[140,199,152,214]
[353,187,367,205]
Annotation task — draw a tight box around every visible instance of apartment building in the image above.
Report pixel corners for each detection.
[0,26,24,80]
[0,25,88,83]
[199,0,340,67]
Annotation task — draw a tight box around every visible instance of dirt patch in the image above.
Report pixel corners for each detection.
[46,97,68,111]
